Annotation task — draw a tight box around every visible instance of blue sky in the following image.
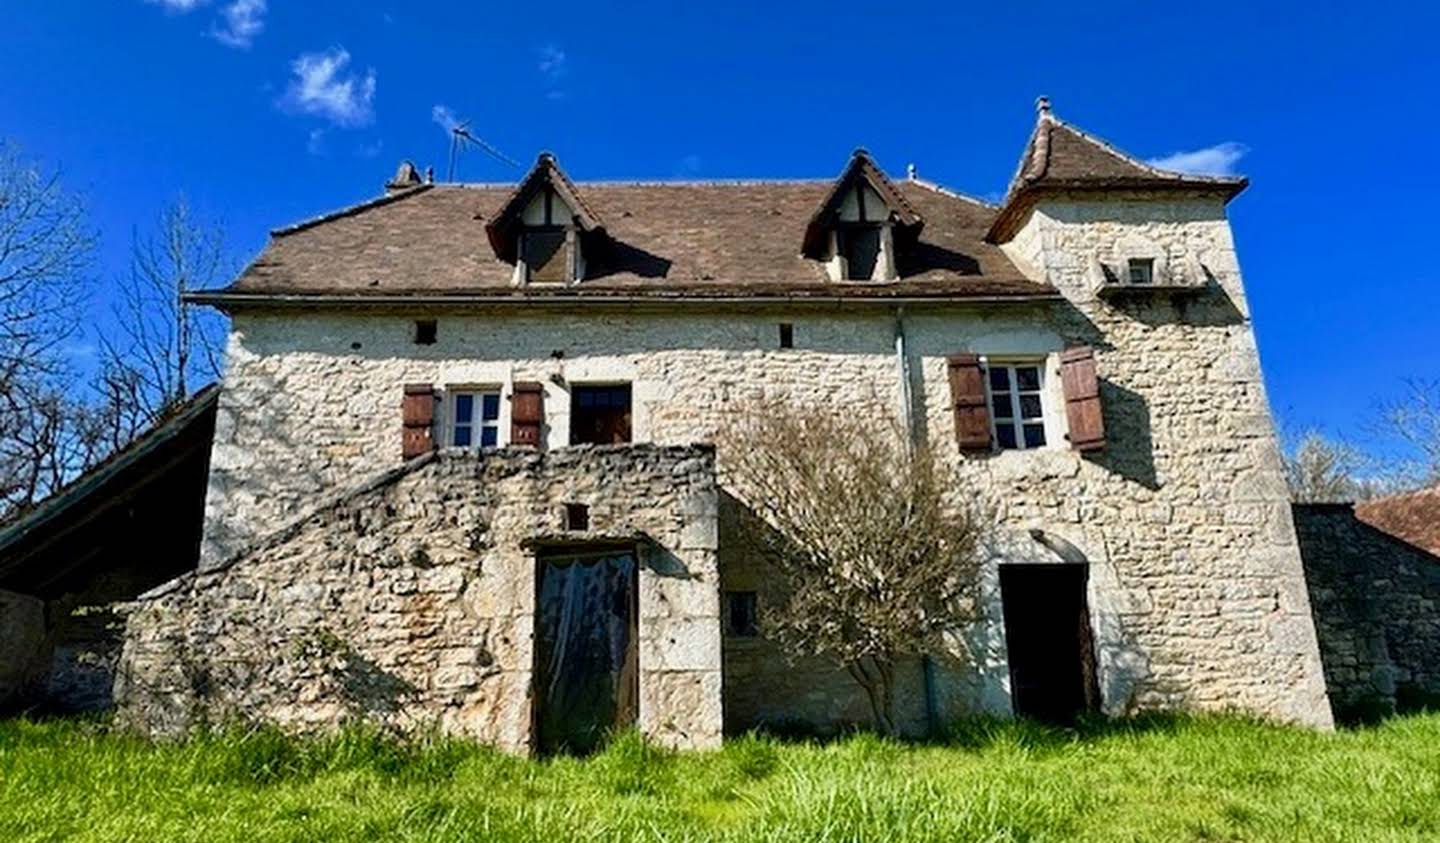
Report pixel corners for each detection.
[2,1,1436,444]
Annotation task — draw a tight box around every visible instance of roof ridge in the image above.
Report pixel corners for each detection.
[438,177,837,189]
[905,176,997,209]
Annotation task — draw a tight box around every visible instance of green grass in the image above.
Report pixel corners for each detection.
[2,714,1439,842]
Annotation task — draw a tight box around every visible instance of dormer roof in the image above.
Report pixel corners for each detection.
[987,98,1248,242]
[801,149,923,258]
[484,152,605,263]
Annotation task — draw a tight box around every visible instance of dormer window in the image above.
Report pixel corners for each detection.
[1127,258,1154,285]
[801,149,923,284]
[483,152,605,287]
[519,187,579,284]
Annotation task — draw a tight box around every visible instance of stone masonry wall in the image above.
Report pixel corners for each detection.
[187,187,1333,731]
[0,589,47,712]
[117,446,721,751]
[1292,504,1440,723]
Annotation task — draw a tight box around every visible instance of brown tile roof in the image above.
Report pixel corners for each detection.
[1356,486,1440,557]
[215,175,1054,305]
[987,101,1248,242]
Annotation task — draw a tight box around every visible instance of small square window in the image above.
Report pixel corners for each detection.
[413,319,437,345]
[725,591,758,637]
[778,323,794,349]
[450,389,502,449]
[1127,258,1154,285]
[564,503,590,532]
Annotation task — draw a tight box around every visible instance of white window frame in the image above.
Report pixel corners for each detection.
[983,359,1049,451]
[446,386,504,449]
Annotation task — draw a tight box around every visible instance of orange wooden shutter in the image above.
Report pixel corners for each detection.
[401,383,435,459]
[510,382,544,448]
[1060,346,1105,452]
[947,353,991,452]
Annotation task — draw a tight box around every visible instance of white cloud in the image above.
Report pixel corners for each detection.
[146,0,209,11]
[432,104,462,133]
[1147,142,1250,177]
[281,48,377,128]
[211,0,265,48]
[537,45,567,81]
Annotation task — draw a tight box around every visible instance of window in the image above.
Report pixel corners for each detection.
[1127,258,1154,285]
[563,503,590,532]
[413,319,437,345]
[571,384,632,445]
[778,323,794,349]
[724,591,758,637]
[839,225,882,280]
[450,389,501,448]
[522,229,569,283]
[987,363,1047,450]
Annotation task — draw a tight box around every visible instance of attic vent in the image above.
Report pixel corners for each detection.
[564,503,590,532]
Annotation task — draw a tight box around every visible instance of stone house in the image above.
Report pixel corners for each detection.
[113,99,1338,751]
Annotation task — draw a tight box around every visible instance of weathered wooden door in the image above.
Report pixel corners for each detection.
[999,564,1100,724]
[533,549,639,755]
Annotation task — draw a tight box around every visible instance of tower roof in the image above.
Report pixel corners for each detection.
[987,97,1248,242]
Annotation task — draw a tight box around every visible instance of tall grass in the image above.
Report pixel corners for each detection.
[2,713,1438,841]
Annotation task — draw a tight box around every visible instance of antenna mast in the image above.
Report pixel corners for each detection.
[446,121,522,181]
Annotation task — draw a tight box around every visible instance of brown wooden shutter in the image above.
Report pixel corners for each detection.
[946,353,991,452]
[1060,346,1105,452]
[510,381,544,448]
[401,383,435,459]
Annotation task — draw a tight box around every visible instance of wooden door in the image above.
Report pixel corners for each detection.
[533,549,638,755]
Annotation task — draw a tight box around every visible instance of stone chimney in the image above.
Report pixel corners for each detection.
[385,160,423,194]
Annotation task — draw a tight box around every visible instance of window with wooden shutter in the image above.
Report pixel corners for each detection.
[947,354,991,452]
[1060,346,1105,452]
[510,381,545,448]
[522,229,569,283]
[401,383,435,459]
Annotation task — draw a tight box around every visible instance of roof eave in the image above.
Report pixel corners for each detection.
[184,289,1063,311]
[985,178,1250,244]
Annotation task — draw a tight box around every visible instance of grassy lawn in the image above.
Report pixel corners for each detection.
[2,714,1438,842]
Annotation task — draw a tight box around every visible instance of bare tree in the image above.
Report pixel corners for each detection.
[1284,430,1376,503]
[99,197,228,441]
[1377,379,1440,489]
[719,401,986,735]
[0,142,97,517]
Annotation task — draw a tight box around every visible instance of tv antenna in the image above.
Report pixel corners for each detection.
[446,121,522,180]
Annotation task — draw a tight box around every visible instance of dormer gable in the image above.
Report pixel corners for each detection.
[802,149,923,283]
[484,152,605,285]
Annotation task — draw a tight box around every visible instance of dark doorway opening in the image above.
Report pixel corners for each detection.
[533,547,639,755]
[999,564,1100,724]
[570,384,632,445]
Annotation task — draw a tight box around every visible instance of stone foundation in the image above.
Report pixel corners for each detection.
[116,446,722,752]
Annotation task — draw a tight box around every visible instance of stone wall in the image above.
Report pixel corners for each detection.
[0,589,46,712]
[1293,504,1440,723]
[185,187,1333,732]
[117,446,721,751]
